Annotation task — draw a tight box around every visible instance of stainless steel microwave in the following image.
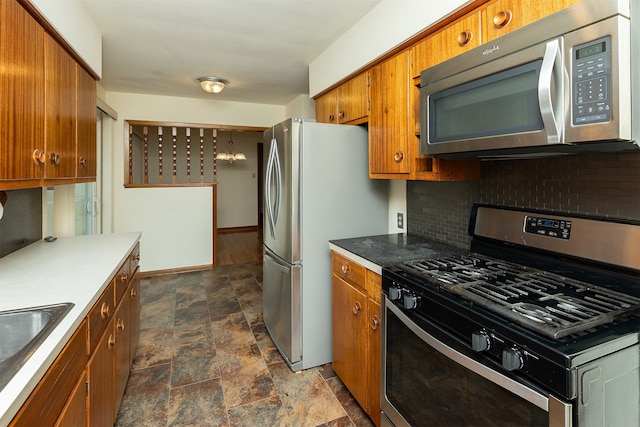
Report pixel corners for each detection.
[420,0,639,159]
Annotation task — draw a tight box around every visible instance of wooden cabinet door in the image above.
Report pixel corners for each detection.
[332,274,368,410]
[44,33,76,180]
[337,72,369,124]
[76,65,96,179]
[0,0,45,185]
[9,321,88,427]
[412,11,482,77]
[55,371,87,427]
[129,269,141,366]
[483,0,581,42]
[369,51,410,176]
[87,318,115,427]
[114,295,131,416]
[315,89,338,124]
[367,298,381,427]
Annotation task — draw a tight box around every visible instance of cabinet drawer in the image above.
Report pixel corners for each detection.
[10,320,88,426]
[331,251,366,289]
[114,259,130,305]
[88,280,115,354]
[129,242,140,276]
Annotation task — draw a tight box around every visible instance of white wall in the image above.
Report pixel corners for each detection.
[285,94,316,120]
[216,131,262,229]
[28,0,102,77]
[104,91,285,272]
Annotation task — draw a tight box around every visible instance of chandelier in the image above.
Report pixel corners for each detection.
[216,131,246,163]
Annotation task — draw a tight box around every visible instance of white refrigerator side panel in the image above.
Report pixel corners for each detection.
[298,122,388,369]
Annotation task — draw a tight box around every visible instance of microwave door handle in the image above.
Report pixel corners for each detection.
[538,39,564,144]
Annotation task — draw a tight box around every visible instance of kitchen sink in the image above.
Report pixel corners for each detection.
[0,303,74,391]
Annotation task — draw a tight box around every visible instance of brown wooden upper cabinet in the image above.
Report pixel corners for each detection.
[482,0,581,42]
[412,11,482,79]
[368,51,411,177]
[0,0,45,188]
[315,72,369,125]
[45,33,77,182]
[76,65,97,180]
[0,0,97,190]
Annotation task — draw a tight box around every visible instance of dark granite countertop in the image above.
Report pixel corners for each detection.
[329,233,467,269]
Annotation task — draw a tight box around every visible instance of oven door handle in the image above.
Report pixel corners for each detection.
[385,300,550,411]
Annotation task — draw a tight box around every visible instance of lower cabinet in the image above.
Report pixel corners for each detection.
[331,251,382,426]
[114,290,131,413]
[87,317,116,427]
[10,244,140,427]
[9,321,88,427]
[56,371,87,427]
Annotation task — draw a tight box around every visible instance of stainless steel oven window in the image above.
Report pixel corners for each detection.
[381,298,571,427]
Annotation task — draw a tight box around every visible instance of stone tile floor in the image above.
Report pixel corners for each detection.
[115,262,374,427]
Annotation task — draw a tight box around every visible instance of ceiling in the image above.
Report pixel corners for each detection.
[80,0,383,105]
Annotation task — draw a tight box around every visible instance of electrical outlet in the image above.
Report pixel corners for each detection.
[397,212,404,229]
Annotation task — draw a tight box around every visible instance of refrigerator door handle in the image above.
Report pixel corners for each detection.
[265,137,281,239]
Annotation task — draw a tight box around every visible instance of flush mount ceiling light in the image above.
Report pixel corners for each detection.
[216,131,246,163]
[196,77,228,94]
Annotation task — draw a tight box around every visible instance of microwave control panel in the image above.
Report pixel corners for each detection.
[572,36,611,125]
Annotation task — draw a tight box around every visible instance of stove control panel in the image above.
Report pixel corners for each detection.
[525,215,572,239]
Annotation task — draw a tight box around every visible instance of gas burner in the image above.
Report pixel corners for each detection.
[397,254,640,339]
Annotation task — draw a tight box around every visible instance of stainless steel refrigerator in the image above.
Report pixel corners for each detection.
[263,118,388,372]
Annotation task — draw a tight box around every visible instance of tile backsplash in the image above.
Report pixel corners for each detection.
[408,151,640,249]
[0,188,42,258]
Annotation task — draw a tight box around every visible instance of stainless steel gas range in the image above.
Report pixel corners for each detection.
[381,205,640,427]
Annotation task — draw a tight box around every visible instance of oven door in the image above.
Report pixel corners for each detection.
[381,297,572,427]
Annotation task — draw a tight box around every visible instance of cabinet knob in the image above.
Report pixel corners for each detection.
[79,157,87,168]
[338,111,345,120]
[341,262,351,275]
[352,301,362,315]
[329,114,335,122]
[108,334,116,349]
[49,152,60,166]
[133,254,141,261]
[393,151,405,163]
[371,315,380,330]
[32,149,46,165]
[130,288,138,298]
[120,274,128,282]
[457,30,473,47]
[117,318,126,331]
[100,302,110,319]
[493,10,513,29]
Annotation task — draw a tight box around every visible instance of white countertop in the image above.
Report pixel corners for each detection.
[0,232,141,426]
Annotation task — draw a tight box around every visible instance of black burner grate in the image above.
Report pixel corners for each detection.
[399,254,640,339]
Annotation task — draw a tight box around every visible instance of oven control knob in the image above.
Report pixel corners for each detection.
[388,286,402,301]
[471,331,491,352]
[403,293,421,309]
[502,347,524,371]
